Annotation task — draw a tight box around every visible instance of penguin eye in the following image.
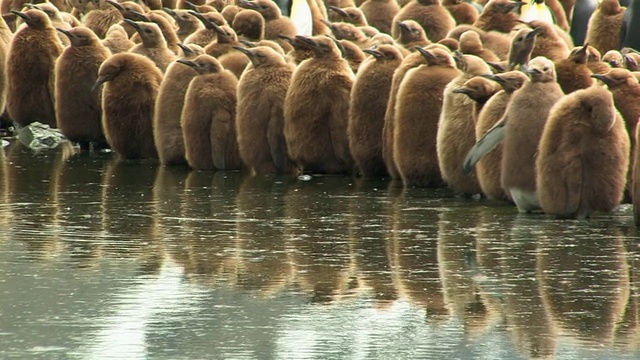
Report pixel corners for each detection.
[543,67,549,71]
[516,36,523,41]
[124,7,130,11]
[145,29,152,34]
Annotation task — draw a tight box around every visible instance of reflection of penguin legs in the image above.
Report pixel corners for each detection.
[570,0,598,45]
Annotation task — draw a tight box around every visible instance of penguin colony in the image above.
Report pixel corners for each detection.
[1,0,640,221]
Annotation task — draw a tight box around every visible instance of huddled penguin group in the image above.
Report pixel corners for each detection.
[1,0,640,221]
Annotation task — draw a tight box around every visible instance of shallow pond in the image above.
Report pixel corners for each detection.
[0,141,639,359]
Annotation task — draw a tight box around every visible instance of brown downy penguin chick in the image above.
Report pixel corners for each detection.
[582,45,610,75]
[153,43,201,166]
[25,3,72,45]
[206,0,229,12]
[131,11,181,55]
[331,37,366,73]
[498,57,564,212]
[526,21,570,61]
[603,50,624,69]
[585,0,625,56]
[234,45,295,174]
[452,75,501,123]
[279,34,313,64]
[108,1,148,38]
[327,6,367,26]
[93,52,162,159]
[394,47,461,187]
[358,0,399,35]
[391,0,455,42]
[6,9,62,128]
[554,43,593,94]
[458,30,499,62]
[536,85,629,219]
[125,19,176,72]
[101,23,135,53]
[181,0,215,13]
[283,35,355,174]
[504,27,539,71]
[358,25,379,37]
[437,53,489,195]
[442,0,479,25]
[239,38,285,55]
[82,0,123,39]
[349,44,403,178]
[472,0,521,33]
[236,0,296,41]
[446,25,511,60]
[183,10,227,47]
[437,37,459,52]
[232,9,264,42]
[204,23,240,57]
[473,70,528,201]
[322,20,372,49]
[396,20,431,51]
[163,8,203,42]
[221,4,240,24]
[591,68,640,166]
[179,54,244,170]
[55,26,111,150]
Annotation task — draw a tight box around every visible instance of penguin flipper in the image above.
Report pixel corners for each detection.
[462,118,506,175]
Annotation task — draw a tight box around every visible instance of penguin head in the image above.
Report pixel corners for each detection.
[105,24,129,40]
[508,27,539,69]
[336,39,365,62]
[602,50,624,68]
[106,0,145,19]
[177,54,224,74]
[322,20,365,42]
[177,43,205,58]
[437,38,460,52]
[232,9,265,40]
[188,10,227,30]
[295,35,342,58]
[123,20,167,48]
[415,46,455,67]
[453,76,500,103]
[208,0,229,12]
[358,26,379,38]
[370,33,395,47]
[481,70,528,93]
[482,0,524,15]
[232,45,286,67]
[164,8,201,31]
[567,43,590,65]
[212,24,238,43]
[396,20,427,45]
[236,0,280,20]
[526,56,556,82]
[94,54,129,90]
[57,26,100,47]
[459,30,483,54]
[363,44,403,62]
[599,0,623,15]
[573,86,617,133]
[621,50,640,71]
[591,68,636,89]
[183,0,217,13]
[244,39,285,55]
[327,6,365,25]
[24,3,64,23]
[11,9,51,30]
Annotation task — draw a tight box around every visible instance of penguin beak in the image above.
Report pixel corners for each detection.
[480,73,505,84]
[232,45,254,58]
[505,1,525,13]
[176,59,198,69]
[56,27,74,40]
[415,47,436,64]
[363,48,384,60]
[105,0,124,12]
[91,77,108,92]
[188,10,215,29]
[184,0,198,10]
[130,11,150,22]
[236,0,258,9]
[527,67,542,76]
[486,61,505,73]
[122,18,141,31]
[526,27,542,40]
[320,19,333,28]
[623,54,637,67]
[296,35,318,49]
[10,10,29,22]
[327,6,348,18]
[591,74,612,86]
[210,21,225,36]
[397,21,409,33]
[162,7,176,17]
[177,43,194,56]
[453,87,473,95]
[239,39,256,48]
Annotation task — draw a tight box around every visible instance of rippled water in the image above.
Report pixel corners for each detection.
[1,141,639,359]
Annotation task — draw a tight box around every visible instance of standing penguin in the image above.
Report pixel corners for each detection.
[55,26,111,150]
[391,0,456,42]
[183,10,227,47]
[585,0,625,55]
[358,0,399,34]
[452,75,501,123]
[394,47,461,187]
[179,54,244,171]
[153,44,202,166]
[349,44,403,178]
[93,53,162,159]
[125,19,176,72]
[101,23,135,53]
[472,0,522,33]
[82,0,123,39]
[458,30,500,62]
[474,71,528,201]
[236,0,297,40]
[235,45,295,174]
[443,0,479,25]
[536,86,629,219]
[554,43,594,94]
[396,20,431,51]
[437,53,490,195]
[283,35,355,174]
[526,21,570,61]
[232,9,265,42]
[6,9,62,128]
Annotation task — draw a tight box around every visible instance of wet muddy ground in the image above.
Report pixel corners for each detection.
[1,141,639,359]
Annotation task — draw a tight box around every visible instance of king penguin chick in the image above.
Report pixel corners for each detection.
[585,0,625,55]
[396,20,431,51]
[179,54,244,170]
[473,70,528,201]
[131,11,181,55]
[6,9,62,128]
[442,0,479,25]
[526,20,570,61]
[125,19,176,72]
[334,37,366,73]
[279,34,314,64]
[235,45,295,174]
[472,0,521,33]
[327,6,367,26]
[102,23,135,53]
[184,10,227,47]
[391,0,455,42]
[232,9,264,42]
[581,45,610,74]
[82,0,123,39]
[25,3,72,46]
[394,47,461,187]
[495,57,564,212]
[204,23,240,57]
[236,0,297,41]
[554,43,593,94]
[283,35,355,174]
[163,8,203,42]
[93,53,162,159]
[349,44,403,178]
[437,53,490,195]
[153,44,202,166]
[536,85,629,219]
[452,75,501,124]
[358,0,399,35]
[458,30,499,62]
[505,26,539,70]
[323,20,372,49]
[55,26,111,150]
[603,49,625,68]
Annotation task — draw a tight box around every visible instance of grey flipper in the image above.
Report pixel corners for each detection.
[462,120,506,175]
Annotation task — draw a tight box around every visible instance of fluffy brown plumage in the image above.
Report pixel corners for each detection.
[101,23,135,53]
[359,0,399,34]
[443,0,479,25]
[94,53,162,159]
[83,0,124,39]
[554,43,593,94]
[585,0,625,56]
[537,85,629,219]
[391,0,455,42]
[126,19,176,72]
